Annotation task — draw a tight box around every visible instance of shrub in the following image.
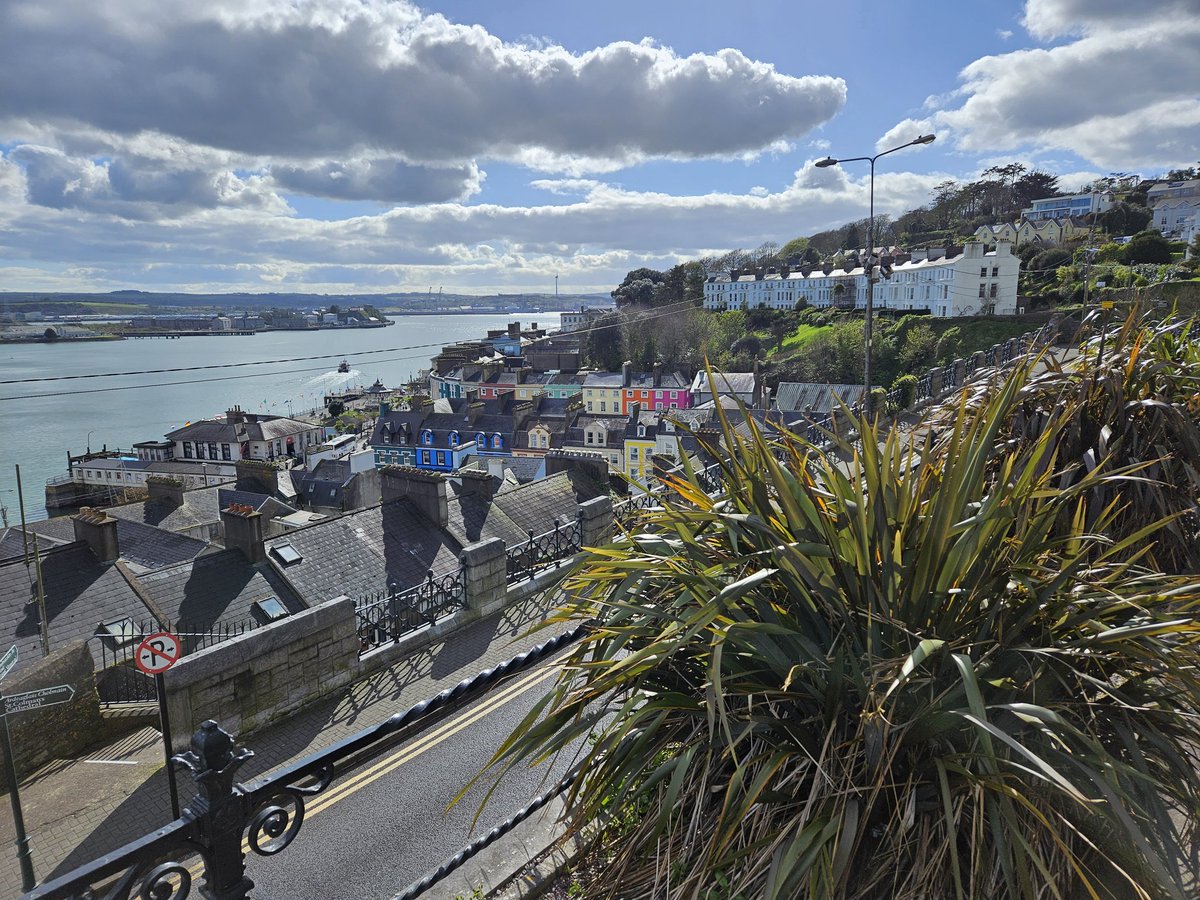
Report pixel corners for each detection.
[481,323,1200,899]
[892,373,918,408]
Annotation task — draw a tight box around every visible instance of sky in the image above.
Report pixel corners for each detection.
[0,0,1197,297]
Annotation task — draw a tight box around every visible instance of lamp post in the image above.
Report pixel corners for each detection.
[815,134,935,405]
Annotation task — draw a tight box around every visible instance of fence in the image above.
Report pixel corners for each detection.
[355,568,467,652]
[89,620,256,705]
[29,624,590,900]
[505,515,583,583]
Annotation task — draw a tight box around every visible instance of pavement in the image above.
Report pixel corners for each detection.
[0,589,570,898]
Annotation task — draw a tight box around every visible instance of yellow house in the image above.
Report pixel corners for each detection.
[582,371,625,416]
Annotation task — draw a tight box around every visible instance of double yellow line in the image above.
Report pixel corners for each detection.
[181,662,559,879]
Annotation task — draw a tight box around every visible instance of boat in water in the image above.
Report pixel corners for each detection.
[337,359,350,373]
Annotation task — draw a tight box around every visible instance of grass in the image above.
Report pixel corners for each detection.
[780,322,827,349]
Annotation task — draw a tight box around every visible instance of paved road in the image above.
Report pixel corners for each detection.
[246,659,575,900]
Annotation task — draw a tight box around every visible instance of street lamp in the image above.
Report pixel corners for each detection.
[815,134,936,404]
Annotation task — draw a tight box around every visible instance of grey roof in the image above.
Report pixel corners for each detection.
[164,415,313,444]
[0,526,68,562]
[582,372,625,387]
[691,371,757,396]
[134,548,306,634]
[106,485,225,533]
[773,383,866,414]
[264,502,462,605]
[0,544,158,672]
[215,488,297,519]
[24,517,208,571]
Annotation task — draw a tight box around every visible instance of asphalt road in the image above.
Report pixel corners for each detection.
[242,659,577,900]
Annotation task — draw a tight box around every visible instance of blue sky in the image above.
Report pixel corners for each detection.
[0,0,1196,296]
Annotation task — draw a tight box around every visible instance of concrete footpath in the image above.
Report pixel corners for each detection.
[0,590,570,897]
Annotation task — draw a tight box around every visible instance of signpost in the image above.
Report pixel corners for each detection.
[3,685,76,715]
[0,645,77,892]
[135,632,183,818]
[0,645,16,681]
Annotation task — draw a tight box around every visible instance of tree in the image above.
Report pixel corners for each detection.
[779,236,810,261]
[1012,170,1060,210]
[611,277,659,308]
[1122,230,1173,264]
[325,398,345,419]
[1098,201,1153,236]
[480,321,1200,898]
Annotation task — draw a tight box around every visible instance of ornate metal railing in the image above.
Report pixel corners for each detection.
[614,491,662,530]
[356,568,466,652]
[26,623,590,900]
[505,514,583,583]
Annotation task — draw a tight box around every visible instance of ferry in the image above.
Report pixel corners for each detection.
[337,359,350,373]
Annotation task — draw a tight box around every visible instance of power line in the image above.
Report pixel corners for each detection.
[0,301,702,402]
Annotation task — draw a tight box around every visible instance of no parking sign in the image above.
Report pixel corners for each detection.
[135,631,182,675]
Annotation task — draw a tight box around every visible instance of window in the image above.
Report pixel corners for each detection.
[586,432,594,445]
[222,444,232,461]
[491,434,503,449]
[183,442,193,458]
[436,451,446,466]
[990,284,998,298]
[980,267,988,277]
[979,284,987,298]
[208,442,218,460]
[631,448,639,459]
[475,432,485,446]
[587,401,593,412]
[421,450,431,464]
[448,430,459,446]
[600,401,607,412]
[637,425,646,437]
[422,430,433,445]
[991,266,999,277]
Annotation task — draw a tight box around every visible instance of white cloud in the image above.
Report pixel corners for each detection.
[997,29,1014,40]
[891,1,1200,171]
[0,0,845,170]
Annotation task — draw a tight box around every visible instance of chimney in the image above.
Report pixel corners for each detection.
[235,459,279,496]
[221,503,265,564]
[225,405,247,425]
[379,400,390,417]
[508,321,520,338]
[380,466,449,528]
[146,476,186,507]
[544,449,609,486]
[457,469,497,501]
[72,507,119,563]
[622,360,632,388]
[653,362,662,388]
[487,456,506,480]
[964,242,984,258]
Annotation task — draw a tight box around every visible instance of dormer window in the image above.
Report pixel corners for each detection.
[421,430,433,445]
[636,425,646,437]
[449,430,459,447]
[474,432,485,446]
[491,434,503,449]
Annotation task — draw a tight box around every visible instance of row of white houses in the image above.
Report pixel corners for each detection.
[703,242,1020,317]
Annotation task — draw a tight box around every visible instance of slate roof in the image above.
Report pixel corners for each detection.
[0,544,158,673]
[0,526,67,562]
[690,371,757,397]
[215,488,298,519]
[106,484,224,533]
[263,502,462,605]
[582,372,625,388]
[134,548,307,634]
[23,517,208,571]
[164,414,313,444]
[626,371,689,390]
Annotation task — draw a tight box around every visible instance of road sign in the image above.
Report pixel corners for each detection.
[135,632,182,675]
[3,684,75,716]
[0,645,16,682]
[1100,300,1114,310]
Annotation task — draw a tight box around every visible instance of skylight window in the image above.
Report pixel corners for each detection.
[253,596,290,622]
[97,618,140,649]
[271,543,302,565]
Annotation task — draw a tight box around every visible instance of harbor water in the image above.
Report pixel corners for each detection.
[0,313,559,521]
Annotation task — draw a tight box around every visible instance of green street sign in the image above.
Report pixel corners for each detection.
[3,684,76,716]
[0,645,16,682]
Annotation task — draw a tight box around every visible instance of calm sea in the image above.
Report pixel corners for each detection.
[0,312,560,521]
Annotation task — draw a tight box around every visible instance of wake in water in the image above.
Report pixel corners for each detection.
[307,369,360,384]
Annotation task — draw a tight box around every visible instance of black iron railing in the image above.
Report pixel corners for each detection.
[505,514,583,583]
[614,491,662,530]
[356,568,466,652]
[26,623,590,900]
[89,621,256,705]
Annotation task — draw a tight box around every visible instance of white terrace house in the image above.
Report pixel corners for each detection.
[703,242,1020,318]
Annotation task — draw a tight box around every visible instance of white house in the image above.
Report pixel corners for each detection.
[1021,191,1113,221]
[1153,199,1200,239]
[703,242,1020,318]
[164,406,323,464]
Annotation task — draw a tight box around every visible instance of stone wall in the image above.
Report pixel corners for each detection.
[0,642,103,788]
[161,596,359,752]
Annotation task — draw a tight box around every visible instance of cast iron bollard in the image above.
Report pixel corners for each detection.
[174,720,256,900]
